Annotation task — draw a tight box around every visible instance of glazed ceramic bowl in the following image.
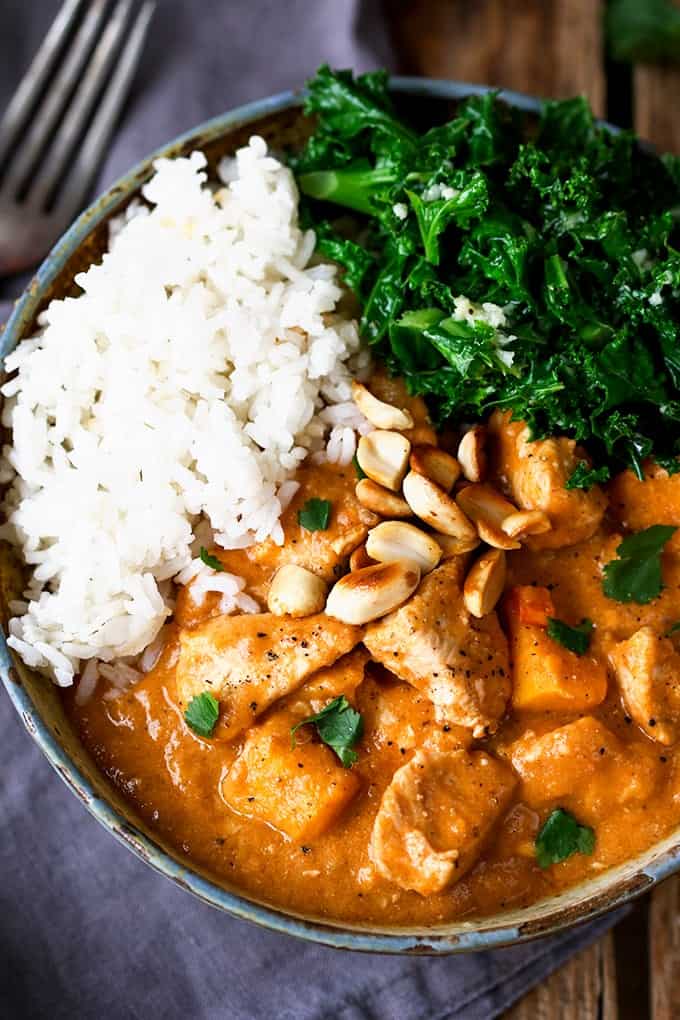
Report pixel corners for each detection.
[2,79,679,954]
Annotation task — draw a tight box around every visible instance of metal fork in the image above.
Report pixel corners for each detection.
[0,0,155,277]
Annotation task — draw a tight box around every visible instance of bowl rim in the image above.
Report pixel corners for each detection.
[0,76,673,955]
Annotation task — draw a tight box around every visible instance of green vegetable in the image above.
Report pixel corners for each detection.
[546,617,594,655]
[291,695,363,767]
[602,525,677,603]
[607,0,680,65]
[295,66,680,478]
[200,547,224,572]
[565,462,611,490]
[535,808,596,868]
[184,692,220,737]
[352,453,367,480]
[298,498,332,531]
[666,621,680,636]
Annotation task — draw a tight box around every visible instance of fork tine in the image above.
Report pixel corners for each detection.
[31,0,135,210]
[0,0,86,169]
[1,0,109,200]
[55,2,155,225]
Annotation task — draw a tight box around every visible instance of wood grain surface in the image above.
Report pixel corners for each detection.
[383,1,680,1017]
[386,0,605,114]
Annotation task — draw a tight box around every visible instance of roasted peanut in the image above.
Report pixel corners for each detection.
[463,549,507,618]
[268,565,328,617]
[434,532,481,558]
[356,478,412,517]
[349,544,374,571]
[325,562,421,625]
[501,509,552,540]
[357,431,411,492]
[402,471,478,540]
[351,380,414,430]
[366,521,442,574]
[409,444,461,492]
[456,483,521,550]
[457,426,488,483]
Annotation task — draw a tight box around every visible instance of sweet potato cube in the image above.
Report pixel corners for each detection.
[221,718,359,841]
[507,584,554,627]
[505,586,608,712]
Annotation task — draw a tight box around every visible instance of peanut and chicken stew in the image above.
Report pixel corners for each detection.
[7,67,680,930]
[66,374,680,925]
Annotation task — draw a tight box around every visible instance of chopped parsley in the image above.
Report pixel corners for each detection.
[184,692,220,737]
[546,617,594,655]
[291,695,363,767]
[535,808,596,869]
[298,497,332,532]
[352,453,367,480]
[602,525,676,604]
[200,546,225,572]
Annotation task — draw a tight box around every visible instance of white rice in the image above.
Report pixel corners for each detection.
[0,136,369,690]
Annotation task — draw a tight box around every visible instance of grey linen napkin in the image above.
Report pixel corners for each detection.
[0,3,623,1017]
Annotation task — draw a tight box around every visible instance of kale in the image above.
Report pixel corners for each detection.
[294,66,680,476]
[607,0,680,65]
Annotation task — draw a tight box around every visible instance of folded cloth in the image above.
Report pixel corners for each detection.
[0,2,623,1018]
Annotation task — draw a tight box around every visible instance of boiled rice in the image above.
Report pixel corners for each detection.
[0,136,370,689]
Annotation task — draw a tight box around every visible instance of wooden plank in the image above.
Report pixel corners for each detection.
[634,64,680,152]
[650,876,680,1020]
[503,933,616,1019]
[385,0,605,115]
[385,3,614,1018]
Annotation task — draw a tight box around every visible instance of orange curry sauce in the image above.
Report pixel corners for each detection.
[63,394,680,928]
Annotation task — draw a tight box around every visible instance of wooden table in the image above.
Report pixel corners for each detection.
[384,1,680,1016]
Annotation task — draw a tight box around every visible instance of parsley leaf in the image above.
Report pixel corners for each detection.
[291,695,363,767]
[666,621,680,636]
[546,617,594,655]
[352,453,367,480]
[602,525,677,604]
[565,462,611,491]
[200,547,224,572]
[535,808,596,869]
[184,692,220,737]
[298,498,332,532]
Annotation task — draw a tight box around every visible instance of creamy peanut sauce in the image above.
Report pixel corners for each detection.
[63,401,680,927]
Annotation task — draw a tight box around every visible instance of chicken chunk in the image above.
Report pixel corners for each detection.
[508,717,659,822]
[358,671,473,755]
[488,410,606,549]
[221,714,359,841]
[176,612,363,740]
[609,464,680,557]
[369,749,517,895]
[609,627,680,745]
[363,559,511,737]
[284,647,369,717]
[246,463,378,584]
[505,586,608,712]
